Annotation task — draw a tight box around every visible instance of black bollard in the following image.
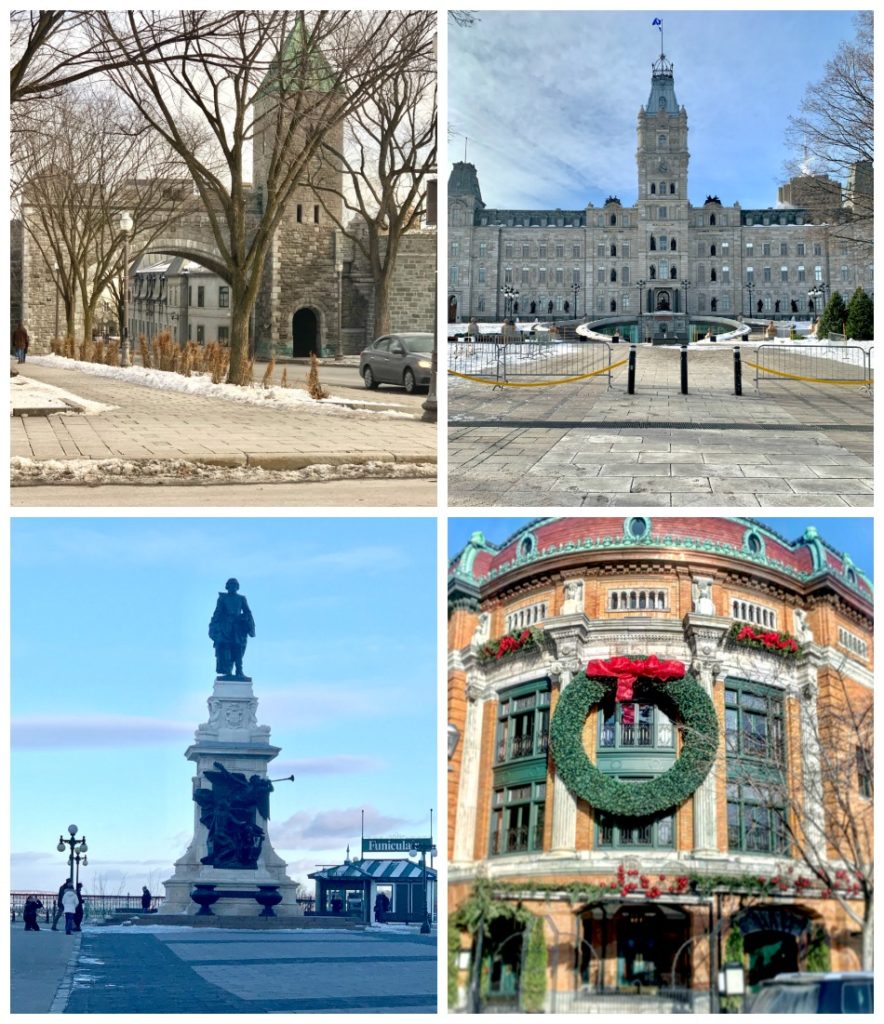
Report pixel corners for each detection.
[627,345,636,394]
[733,346,743,396]
[680,344,688,394]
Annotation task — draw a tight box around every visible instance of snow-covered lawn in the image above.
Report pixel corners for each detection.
[24,354,417,419]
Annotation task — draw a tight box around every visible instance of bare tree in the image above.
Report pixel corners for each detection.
[88,10,435,383]
[784,12,873,232]
[312,13,436,337]
[14,86,189,343]
[751,669,873,969]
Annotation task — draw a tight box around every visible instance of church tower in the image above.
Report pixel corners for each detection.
[635,49,691,328]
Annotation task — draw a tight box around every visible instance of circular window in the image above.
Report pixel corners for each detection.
[747,534,762,554]
[627,517,650,539]
[519,535,534,557]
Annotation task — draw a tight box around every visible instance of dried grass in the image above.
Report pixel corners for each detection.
[307,352,328,400]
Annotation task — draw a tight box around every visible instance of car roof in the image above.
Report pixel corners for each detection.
[761,972,874,983]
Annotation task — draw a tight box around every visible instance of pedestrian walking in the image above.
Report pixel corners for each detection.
[466,316,479,356]
[141,886,152,911]
[51,879,72,931]
[23,895,43,931]
[73,883,85,931]
[61,885,79,935]
[12,321,29,363]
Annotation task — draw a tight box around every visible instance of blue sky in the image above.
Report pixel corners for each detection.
[448,517,873,582]
[11,517,437,895]
[449,10,862,210]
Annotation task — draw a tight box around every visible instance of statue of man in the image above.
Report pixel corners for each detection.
[209,578,256,681]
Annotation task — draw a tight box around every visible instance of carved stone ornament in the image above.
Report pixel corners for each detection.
[691,576,715,616]
[472,612,491,646]
[561,578,585,615]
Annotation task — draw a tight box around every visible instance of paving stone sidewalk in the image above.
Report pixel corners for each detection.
[449,345,872,507]
[53,928,436,1013]
[11,361,437,471]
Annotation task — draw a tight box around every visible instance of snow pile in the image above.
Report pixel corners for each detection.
[26,355,416,419]
[11,456,436,487]
[10,376,115,414]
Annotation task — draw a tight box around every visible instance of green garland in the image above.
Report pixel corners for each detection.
[477,626,546,664]
[550,669,718,817]
[727,621,802,659]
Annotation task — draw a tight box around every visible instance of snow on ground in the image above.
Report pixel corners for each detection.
[448,320,548,337]
[25,355,417,419]
[10,374,116,413]
[11,456,436,487]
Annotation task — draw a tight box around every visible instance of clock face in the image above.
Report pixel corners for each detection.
[658,160,668,173]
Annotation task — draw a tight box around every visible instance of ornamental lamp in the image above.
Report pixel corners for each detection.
[57,840,66,852]
[119,212,133,235]
[720,962,745,996]
[78,841,88,853]
[68,824,78,836]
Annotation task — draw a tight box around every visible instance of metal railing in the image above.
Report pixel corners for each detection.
[551,986,696,1014]
[448,333,617,388]
[749,343,873,392]
[10,891,165,922]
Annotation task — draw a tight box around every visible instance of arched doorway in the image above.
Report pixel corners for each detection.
[448,294,458,323]
[292,308,319,357]
[735,906,810,992]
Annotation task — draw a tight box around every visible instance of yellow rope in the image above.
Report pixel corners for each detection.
[744,360,873,386]
[448,356,629,388]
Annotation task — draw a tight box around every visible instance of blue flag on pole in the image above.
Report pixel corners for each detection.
[652,18,663,29]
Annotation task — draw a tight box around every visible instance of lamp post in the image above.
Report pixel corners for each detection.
[409,841,436,935]
[500,284,519,320]
[745,280,755,319]
[571,281,581,319]
[119,211,133,366]
[180,266,190,343]
[53,260,60,344]
[335,260,344,360]
[57,824,88,888]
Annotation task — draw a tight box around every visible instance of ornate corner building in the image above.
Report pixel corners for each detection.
[447,517,872,1012]
[447,53,872,334]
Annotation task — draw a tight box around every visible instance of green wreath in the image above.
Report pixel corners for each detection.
[550,670,719,817]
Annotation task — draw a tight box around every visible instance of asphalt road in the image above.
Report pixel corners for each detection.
[251,360,430,411]
[12,478,437,507]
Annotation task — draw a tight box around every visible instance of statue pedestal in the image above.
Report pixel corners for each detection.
[162,677,301,917]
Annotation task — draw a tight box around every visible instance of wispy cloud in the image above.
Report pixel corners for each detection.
[12,714,192,750]
[271,805,413,852]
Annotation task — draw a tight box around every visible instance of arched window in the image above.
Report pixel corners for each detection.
[639,592,647,609]
[670,238,677,251]
[710,244,716,256]
[650,183,656,195]
[610,214,617,226]
[610,299,617,312]
[611,593,619,610]
[629,592,637,609]
[610,268,617,282]
[711,268,717,282]
[659,182,666,196]
[611,243,617,257]
[710,213,717,226]
[711,297,717,312]
[650,236,657,251]
[670,266,677,279]
[650,265,656,279]
[670,183,675,194]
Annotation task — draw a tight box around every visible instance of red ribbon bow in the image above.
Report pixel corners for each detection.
[585,654,686,702]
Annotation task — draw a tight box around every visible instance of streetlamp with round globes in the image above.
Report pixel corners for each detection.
[53,260,60,344]
[119,211,134,367]
[57,824,89,887]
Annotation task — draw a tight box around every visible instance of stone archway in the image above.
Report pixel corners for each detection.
[292,307,319,357]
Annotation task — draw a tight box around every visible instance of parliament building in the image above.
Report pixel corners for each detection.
[448,518,872,1011]
[447,53,872,337]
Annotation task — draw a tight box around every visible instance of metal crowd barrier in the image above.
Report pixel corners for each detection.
[747,344,873,393]
[448,333,620,389]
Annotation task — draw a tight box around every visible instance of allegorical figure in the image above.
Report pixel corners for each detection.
[194,762,273,869]
[209,578,255,681]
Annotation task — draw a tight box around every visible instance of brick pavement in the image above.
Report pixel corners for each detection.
[449,345,872,507]
[11,361,436,470]
[56,927,436,1013]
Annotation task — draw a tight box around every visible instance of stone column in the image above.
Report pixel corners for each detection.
[453,677,487,864]
[793,649,826,855]
[684,614,730,857]
[550,663,579,853]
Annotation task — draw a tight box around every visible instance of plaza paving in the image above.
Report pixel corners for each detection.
[449,345,873,507]
[10,360,436,495]
[10,924,437,1014]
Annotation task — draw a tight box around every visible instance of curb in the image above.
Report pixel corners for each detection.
[48,930,82,1013]
[243,452,436,470]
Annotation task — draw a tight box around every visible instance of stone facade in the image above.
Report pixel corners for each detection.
[448,517,873,1005]
[448,56,872,335]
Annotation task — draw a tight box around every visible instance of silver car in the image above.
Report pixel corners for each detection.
[360,332,433,393]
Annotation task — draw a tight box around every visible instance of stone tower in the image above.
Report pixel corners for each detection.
[635,51,691,326]
[252,22,345,358]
